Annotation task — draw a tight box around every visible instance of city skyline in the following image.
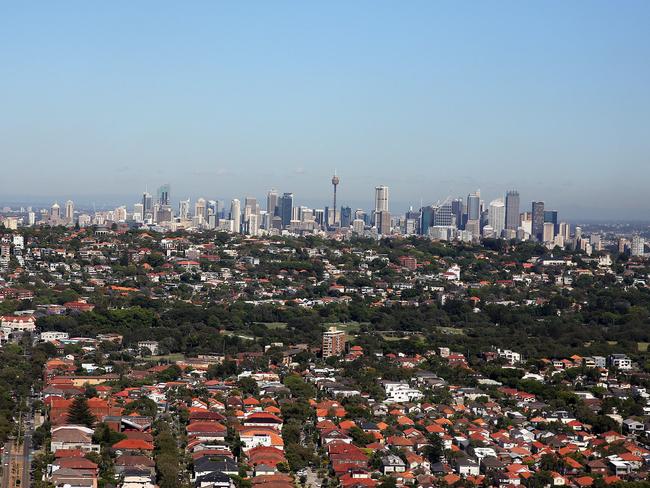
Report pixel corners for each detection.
[2,2,650,220]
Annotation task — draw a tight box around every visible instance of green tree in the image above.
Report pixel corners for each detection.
[67,396,96,427]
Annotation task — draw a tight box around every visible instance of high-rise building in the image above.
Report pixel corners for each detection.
[467,192,480,221]
[340,206,352,228]
[505,191,520,230]
[544,210,558,233]
[331,172,340,226]
[65,200,74,224]
[142,192,153,219]
[434,201,454,227]
[133,203,144,222]
[179,199,190,220]
[488,199,506,237]
[451,198,463,229]
[266,190,279,217]
[230,199,241,233]
[377,211,391,235]
[244,197,259,215]
[352,219,365,234]
[531,201,545,241]
[373,185,389,225]
[543,222,555,242]
[279,192,293,227]
[631,235,645,257]
[157,184,170,206]
[374,185,389,213]
[194,198,207,221]
[322,327,346,358]
[420,206,434,235]
[50,202,61,223]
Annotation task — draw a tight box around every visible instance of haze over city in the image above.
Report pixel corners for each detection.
[2,1,650,219]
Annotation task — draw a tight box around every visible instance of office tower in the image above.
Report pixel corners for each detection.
[434,201,454,227]
[247,213,260,235]
[279,192,293,227]
[27,211,35,226]
[618,237,629,254]
[157,184,170,206]
[266,190,279,217]
[230,199,241,233]
[322,327,346,358]
[558,222,570,240]
[142,192,153,218]
[505,191,520,230]
[50,202,61,222]
[314,209,325,227]
[352,219,365,234]
[115,206,128,222]
[155,205,172,223]
[194,198,207,221]
[590,234,602,251]
[340,206,352,228]
[179,199,190,220]
[531,201,545,241]
[64,200,74,224]
[373,185,389,225]
[631,235,645,256]
[451,198,463,229]
[544,210,558,233]
[377,211,391,235]
[488,199,506,237]
[465,219,480,238]
[331,172,340,226]
[543,222,555,242]
[244,197,259,215]
[467,191,480,221]
[419,206,434,235]
[133,203,144,221]
[374,185,389,213]
[575,226,582,240]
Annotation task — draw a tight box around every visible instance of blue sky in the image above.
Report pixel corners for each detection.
[1,1,649,219]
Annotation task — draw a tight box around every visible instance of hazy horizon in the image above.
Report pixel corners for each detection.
[2,1,649,220]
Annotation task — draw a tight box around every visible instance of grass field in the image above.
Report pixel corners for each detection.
[638,342,649,352]
[255,322,288,330]
[150,353,185,362]
[435,326,466,335]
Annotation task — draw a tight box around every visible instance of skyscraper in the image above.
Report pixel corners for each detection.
[340,206,352,228]
[451,198,463,229]
[142,192,153,219]
[544,210,558,233]
[279,192,293,227]
[374,185,389,214]
[195,198,207,221]
[179,199,190,220]
[50,202,61,222]
[505,190,520,230]
[467,192,480,221]
[157,184,170,206]
[532,201,545,241]
[488,199,506,237]
[230,199,241,233]
[266,190,279,217]
[631,235,645,256]
[65,200,74,224]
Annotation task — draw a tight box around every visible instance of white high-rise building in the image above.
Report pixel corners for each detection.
[65,200,74,224]
[230,199,241,233]
[631,235,645,257]
[194,198,206,223]
[543,222,555,243]
[374,185,389,214]
[179,199,190,220]
[488,199,506,238]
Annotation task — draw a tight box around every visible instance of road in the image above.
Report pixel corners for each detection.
[0,408,33,488]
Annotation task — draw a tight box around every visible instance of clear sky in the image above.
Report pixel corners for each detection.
[1,1,649,219]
